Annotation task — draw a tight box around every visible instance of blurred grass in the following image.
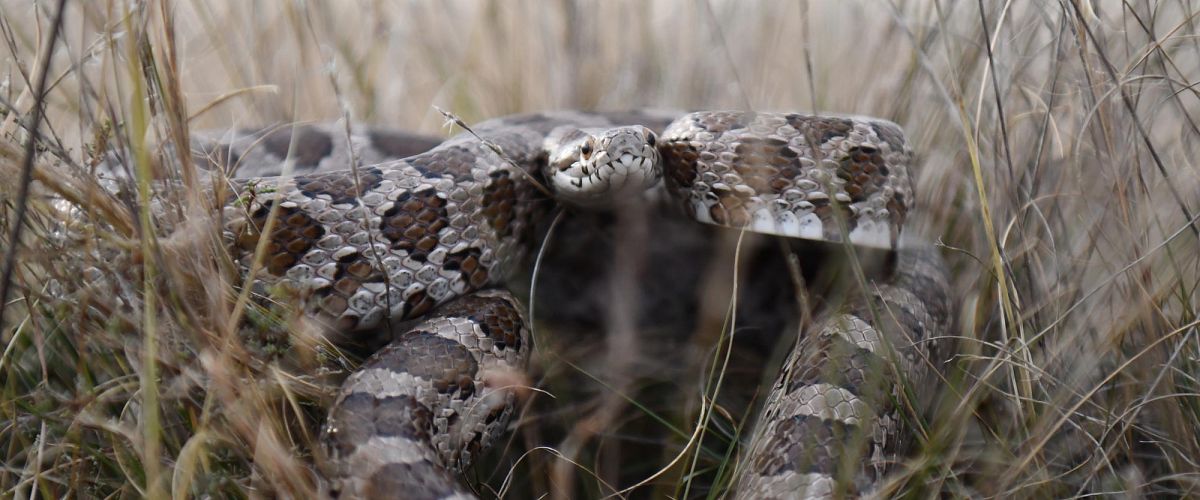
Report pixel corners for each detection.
[1,0,1199,498]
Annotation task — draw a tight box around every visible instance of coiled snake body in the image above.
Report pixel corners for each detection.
[101,110,951,498]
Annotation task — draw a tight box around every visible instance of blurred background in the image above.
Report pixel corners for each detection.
[2,0,1199,498]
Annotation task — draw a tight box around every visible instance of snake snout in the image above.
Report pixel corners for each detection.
[546,125,662,209]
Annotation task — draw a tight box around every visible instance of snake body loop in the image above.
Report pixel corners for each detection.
[90,110,950,499]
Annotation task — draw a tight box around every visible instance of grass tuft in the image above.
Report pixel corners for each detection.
[2,1,1199,498]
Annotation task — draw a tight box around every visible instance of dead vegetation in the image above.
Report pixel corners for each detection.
[1,0,1198,498]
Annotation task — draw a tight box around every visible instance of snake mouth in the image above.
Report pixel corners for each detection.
[547,125,661,208]
[569,151,652,189]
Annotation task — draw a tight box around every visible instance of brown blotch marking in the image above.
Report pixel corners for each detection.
[790,115,854,145]
[855,292,927,346]
[894,251,949,325]
[787,333,885,402]
[752,414,864,480]
[404,290,436,319]
[321,294,349,317]
[323,392,433,459]
[439,294,524,352]
[343,259,376,279]
[514,173,551,250]
[810,196,855,239]
[309,250,390,317]
[294,166,384,205]
[734,138,784,194]
[660,141,700,196]
[443,247,489,290]
[373,331,478,400]
[367,130,442,159]
[776,145,806,190]
[696,112,751,134]
[836,146,889,203]
[234,200,325,276]
[475,303,523,351]
[380,187,449,262]
[711,188,752,227]
[262,125,334,168]
[481,170,518,239]
[415,236,438,252]
[333,278,358,296]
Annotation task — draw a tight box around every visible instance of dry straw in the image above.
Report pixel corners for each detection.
[1,1,1197,498]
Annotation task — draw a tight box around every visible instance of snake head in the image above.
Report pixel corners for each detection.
[544,125,661,208]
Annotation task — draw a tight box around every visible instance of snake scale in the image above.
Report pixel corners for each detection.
[92,110,952,499]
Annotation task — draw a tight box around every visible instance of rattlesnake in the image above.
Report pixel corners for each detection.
[87,110,951,498]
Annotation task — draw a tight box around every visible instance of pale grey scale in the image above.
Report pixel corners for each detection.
[218,114,624,333]
[143,110,951,499]
[194,112,652,499]
[660,112,913,249]
[319,289,531,500]
[650,112,948,499]
[733,245,951,499]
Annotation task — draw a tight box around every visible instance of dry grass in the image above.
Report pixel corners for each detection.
[1,0,1199,498]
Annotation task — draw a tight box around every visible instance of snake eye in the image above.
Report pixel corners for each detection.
[645,131,657,147]
[580,140,594,158]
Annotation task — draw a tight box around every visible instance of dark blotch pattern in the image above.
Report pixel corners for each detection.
[893,250,951,331]
[788,332,885,403]
[773,144,806,193]
[295,166,385,205]
[333,251,386,286]
[442,247,489,291]
[695,112,751,133]
[438,294,524,352]
[367,130,442,159]
[310,250,388,321]
[262,125,334,168]
[733,137,794,194]
[809,194,856,237]
[661,141,700,196]
[372,331,478,400]
[836,146,889,203]
[325,393,432,459]
[854,291,929,360]
[710,188,753,227]
[752,414,869,484]
[234,201,325,276]
[792,115,854,144]
[480,170,518,239]
[380,187,449,262]
[403,290,437,319]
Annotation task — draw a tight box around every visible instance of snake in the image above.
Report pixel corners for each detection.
[86,110,952,499]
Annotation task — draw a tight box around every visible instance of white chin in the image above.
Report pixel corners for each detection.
[553,158,652,207]
[608,160,650,194]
